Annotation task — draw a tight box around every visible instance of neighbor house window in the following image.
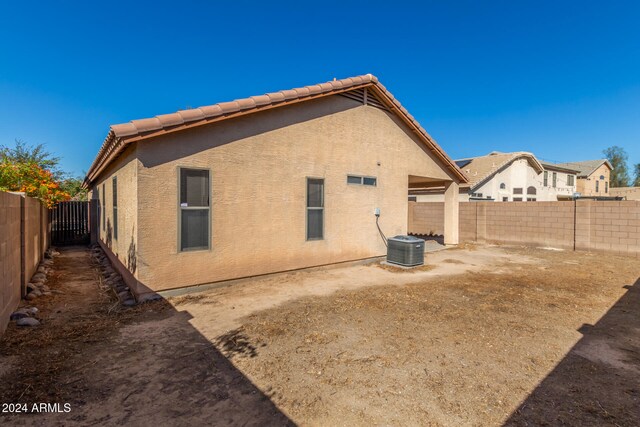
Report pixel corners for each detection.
[102,183,106,231]
[499,183,506,189]
[596,180,599,193]
[347,175,376,186]
[527,198,536,201]
[543,171,548,186]
[513,197,523,202]
[179,168,210,251]
[513,188,523,195]
[408,196,417,202]
[502,197,509,202]
[552,172,557,188]
[307,178,324,240]
[527,186,536,195]
[605,182,608,193]
[567,175,575,186]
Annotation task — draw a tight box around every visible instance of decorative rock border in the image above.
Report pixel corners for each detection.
[9,248,60,327]
[90,246,137,307]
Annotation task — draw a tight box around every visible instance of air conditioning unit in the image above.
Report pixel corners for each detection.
[387,235,425,267]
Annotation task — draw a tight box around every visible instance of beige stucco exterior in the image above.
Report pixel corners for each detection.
[90,95,460,298]
[610,187,640,200]
[90,145,139,281]
[577,163,611,196]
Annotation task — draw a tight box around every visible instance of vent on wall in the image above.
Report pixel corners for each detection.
[339,88,389,111]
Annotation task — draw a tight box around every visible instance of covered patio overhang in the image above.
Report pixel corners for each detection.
[408,175,460,245]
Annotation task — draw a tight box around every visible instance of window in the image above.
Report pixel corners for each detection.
[605,182,608,193]
[552,172,557,188]
[408,196,417,202]
[502,197,509,202]
[527,198,536,201]
[600,175,605,180]
[307,178,324,240]
[513,197,523,202]
[179,168,210,251]
[347,175,362,185]
[596,180,599,193]
[363,177,377,186]
[543,171,548,187]
[347,175,376,186]
[102,183,106,231]
[500,183,506,190]
[567,175,575,186]
[112,177,118,240]
[471,192,483,198]
[513,188,523,195]
[527,186,536,195]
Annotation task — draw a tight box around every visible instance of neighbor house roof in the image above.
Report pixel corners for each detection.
[554,159,612,178]
[539,161,580,174]
[454,151,544,191]
[84,74,467,187]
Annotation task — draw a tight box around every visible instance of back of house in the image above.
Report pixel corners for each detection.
[84,75,466,300]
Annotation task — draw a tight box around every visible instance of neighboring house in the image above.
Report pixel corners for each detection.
[609,187,640,200]
[554,159,612,197]
[539,161,579,200]
[83,74,466,300]
[413,151,574,202]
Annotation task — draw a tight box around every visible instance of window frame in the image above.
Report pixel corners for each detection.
[102,183,106,231]
[552,172,557,188]
[306,177,324,241]
[567,175,575,186]
[112,177,118,240]
[596,180,599,193]
[347,174,377,187]
[177,167,212,252]
[605,181,608,193]
[543,171,548,187]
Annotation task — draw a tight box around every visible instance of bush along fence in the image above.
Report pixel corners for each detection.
[0,191,51,334]
[409,200,640,258]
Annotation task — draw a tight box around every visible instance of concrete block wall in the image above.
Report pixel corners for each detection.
[409,200,640,257]
[0,192,50,334]
[408,201,444,235]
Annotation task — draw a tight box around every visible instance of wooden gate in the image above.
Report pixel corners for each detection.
[50,201,90,245]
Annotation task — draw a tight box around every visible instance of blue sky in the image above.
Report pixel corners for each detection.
[1,1,639,177]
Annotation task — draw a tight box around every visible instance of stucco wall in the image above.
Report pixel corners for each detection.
[610,187,640,200]
[133,95,457,294]
[90,145,139,282]
[577,164,611,196]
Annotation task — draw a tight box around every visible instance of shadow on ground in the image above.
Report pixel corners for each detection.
[0,246,294,426]
[504,278,640,426]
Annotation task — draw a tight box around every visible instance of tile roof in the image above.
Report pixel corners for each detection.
[554,159,612,178]
[455,151,544,191]
[539,161,580,174]
[84,74,467,186]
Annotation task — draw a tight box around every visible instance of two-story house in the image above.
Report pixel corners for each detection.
[412,151,577,202]
[554,159,612,197]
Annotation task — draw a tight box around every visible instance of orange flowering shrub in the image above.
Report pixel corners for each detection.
[0,160,70,207]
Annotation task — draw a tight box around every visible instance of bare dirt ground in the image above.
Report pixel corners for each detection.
[1,245,638,426]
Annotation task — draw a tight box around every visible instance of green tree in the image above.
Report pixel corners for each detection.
[60,176,88,201]
[0,139,63,179]
[603,146,629,187]
[634,163,640,187]
[0,139,72,207]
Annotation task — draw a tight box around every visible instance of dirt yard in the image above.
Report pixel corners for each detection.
[0,245,638,426]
